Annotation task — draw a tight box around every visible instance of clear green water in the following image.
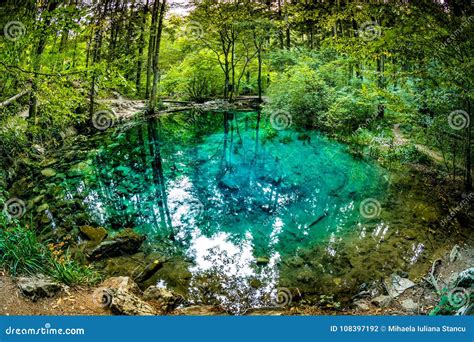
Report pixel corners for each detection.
[10,110,453,313]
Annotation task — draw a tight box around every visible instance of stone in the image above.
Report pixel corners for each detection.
[102,276,141,295]
[455,267,474,288]
[41,168,57,178]
[87,229,146,260]
[36,203,49,213]
[371,295,392,308]
[135,260,164,284]
[353,299,370,311]
[80,226,108,242]
[143,286,183,312]
[384,274,415,298]
[218,175,239,191]
[256,257,270,266]
[109,289,156,316]
[176,305,218,316]
[17,275,62,301]
[400,298,418,312]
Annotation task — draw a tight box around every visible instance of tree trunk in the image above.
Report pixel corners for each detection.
[149,0,166,111]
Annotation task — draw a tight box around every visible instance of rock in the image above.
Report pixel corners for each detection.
[256,257,270,266]
[176,305,218,316]
[135,260,164,284]
[143,286,183,312]
[455,267,474,288]
[384,274,415,298]
[449,245,461,263]
[17,275,62,301]
[102,276,141,295]
[371,295,392,308]
[353,299,370,311]
[109,289,156,316]
[41,168,57,178]
[218,175,239,191]
[80,225,108,242]
[36,203,49,213]
[400,298,418,312]
[87,229,146,260]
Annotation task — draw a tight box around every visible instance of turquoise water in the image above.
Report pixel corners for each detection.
[12,110,410,311]
[86,111,387,255]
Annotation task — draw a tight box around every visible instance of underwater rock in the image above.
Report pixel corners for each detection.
[218,175,240,191]
[87,229,146,260]
[79,225,108,243]
[256,257,270,266]
[17,275,63,301]
[135,260,164,284]
[143,286,183,312]
[383,274,415,298]
[109,288,156,316]
[41,168,57,178]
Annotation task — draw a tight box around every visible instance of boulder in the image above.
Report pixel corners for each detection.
[109,288,156,316]
[455,268,474,288]
[371,295,392,308]
[102,276,141,295]
[175,305,218,316]
[87,229,146,260]
[384,274,415,298]
[353,299,370,311]
[17,275,62,301]
[143,286,183,312]
[80,225,108,243]
[400,298,418,312]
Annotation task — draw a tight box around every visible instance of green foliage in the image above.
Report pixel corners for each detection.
[265,61,332,129]
[0,217,100,286]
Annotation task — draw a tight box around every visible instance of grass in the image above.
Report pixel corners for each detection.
[0,216,100,286]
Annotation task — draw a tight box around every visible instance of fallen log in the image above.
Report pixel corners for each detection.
[0,88,31,108]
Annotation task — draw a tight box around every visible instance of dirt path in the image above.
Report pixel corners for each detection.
[392,124,445,163]
[0,272,108,315]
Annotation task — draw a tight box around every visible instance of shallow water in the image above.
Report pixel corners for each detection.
[10,110,455,313]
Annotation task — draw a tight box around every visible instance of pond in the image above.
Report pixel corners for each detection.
[8,110,453,313]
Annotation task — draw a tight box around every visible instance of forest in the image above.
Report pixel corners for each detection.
[0,0,472,316]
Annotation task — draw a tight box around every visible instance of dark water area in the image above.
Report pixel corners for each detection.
[9,110,457,313]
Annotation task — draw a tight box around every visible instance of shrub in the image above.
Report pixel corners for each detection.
[0,218,100,286]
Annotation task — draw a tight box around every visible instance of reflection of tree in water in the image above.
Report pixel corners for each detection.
[187,244,278,315]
